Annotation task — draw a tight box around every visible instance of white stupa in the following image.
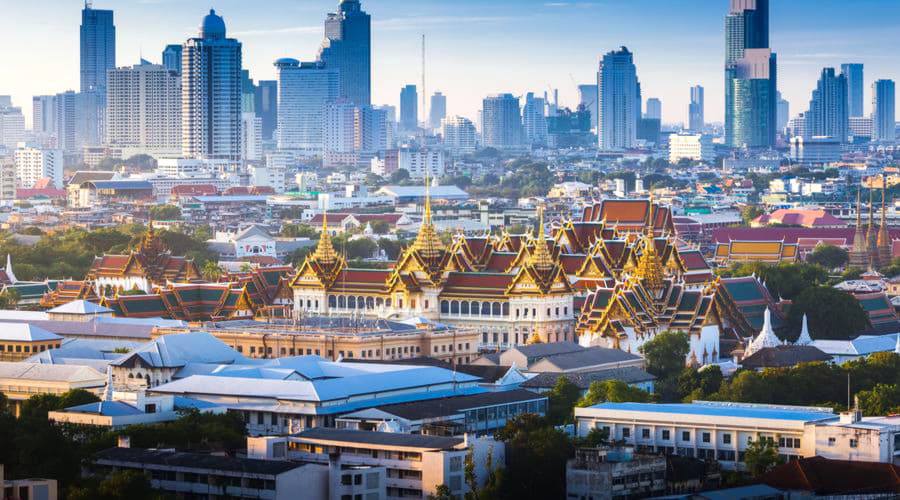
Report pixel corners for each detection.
[744,307,781,358]
[795,314,813,346]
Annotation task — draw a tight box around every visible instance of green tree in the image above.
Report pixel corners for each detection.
[639,330,690,380]
[577,380,652,407]
[744,437,783,476]
[807,244,849,269]
[546,376,581,425]
[149,204,182,220]
[201,261,224,282]
[788,286,870,340]
[281,223,319,239]
[856,384,900,416]
[443,175,473,189]
[494,414,573,500]
[389,169,411,184]
[428,484,453,500]
[0,289,20,309]
[369,220,390,234]
[741,205,765,225]
[98,470,154,499]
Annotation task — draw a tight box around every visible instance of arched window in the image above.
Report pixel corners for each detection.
[450,301,460,314]
[366,297,374,309]
[348,296,357,309]
[440,300,449,314]
[502,303,510,316]
[376,298,384,308]
[461,301,469,315]
[492,302,501,316]
[338,296,346,308]
[481,302,491,316]
[359,296,367,309]
[328,295,336,308]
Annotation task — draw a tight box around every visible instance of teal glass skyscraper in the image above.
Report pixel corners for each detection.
[805,68,848,143]
[841,64,864,118]
[318,0,371,107]
[725,0,776,149]
[80,3,115,93]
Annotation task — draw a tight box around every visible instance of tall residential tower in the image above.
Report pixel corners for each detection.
[318,0,371,107]
[80,3,115,93]
[689,85,704,132]
[597,47,639,150]
[873,80,896,142]
[841,63,864,118]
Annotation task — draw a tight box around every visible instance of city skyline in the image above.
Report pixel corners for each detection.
[1,0,899,128]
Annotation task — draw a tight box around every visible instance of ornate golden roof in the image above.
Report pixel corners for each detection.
[410,175,445,260]
[634,197,665,296]
[312,212,339,266]
[529,205,554,273]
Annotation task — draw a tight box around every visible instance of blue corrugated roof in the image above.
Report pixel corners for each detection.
[89,180,153,190]
[586,402,835,422]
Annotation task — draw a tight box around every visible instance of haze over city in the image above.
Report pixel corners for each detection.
[2,0,900,126]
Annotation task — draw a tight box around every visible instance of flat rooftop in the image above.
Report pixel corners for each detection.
[581,401,837,422]
[94,447,301,475]
[168,316,465,338]
[294,428,464,451]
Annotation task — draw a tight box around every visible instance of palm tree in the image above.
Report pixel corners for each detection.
[201,261,224,282]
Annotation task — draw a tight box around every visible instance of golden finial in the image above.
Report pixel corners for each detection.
[312,211,338,265]
[410,171,445,260]
[529,204,554,273]
[636,195,665,297]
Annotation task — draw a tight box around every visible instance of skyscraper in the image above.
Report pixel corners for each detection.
[578,84,598,129]
[54,91,77,152]
[106,61,181,155]
[841,63,864,118]
[429,92,447,130]
[255,80,278,141]
[400,85,418,131]
[873,79,896,142]
[275,59,339,154]
[725,0,777,148]
[181,9,243,161]
[805,68,848,143]
[776,92,790,131]
[644,98,661,120]
[441,116,477,153]
[689,85,704,132]
[32,96,57,136]
[80,3,115,93]
[523,92,548,146]
[481,94,523,148]
[597,46,639,150]
[162,44,182,75]
[318,0,371,107]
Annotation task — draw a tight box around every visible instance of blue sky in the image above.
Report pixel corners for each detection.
[1,0,898,127]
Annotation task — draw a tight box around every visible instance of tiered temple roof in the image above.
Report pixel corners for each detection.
[85,227,200,288]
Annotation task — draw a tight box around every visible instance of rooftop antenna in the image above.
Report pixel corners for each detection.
[421,33,426,127]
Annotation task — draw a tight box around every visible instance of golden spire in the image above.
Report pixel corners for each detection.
[411,172,445,260]
[635,196,665,296]
[879,176,889,243]
[856,188,862,230]
[312,212,338,265]
[529,205,554,273]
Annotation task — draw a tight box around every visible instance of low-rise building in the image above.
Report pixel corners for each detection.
[0,324,63,361]
[668,134,714,163]
[566,447,667,500]
[1,464,57,500]
[0,362,106,416]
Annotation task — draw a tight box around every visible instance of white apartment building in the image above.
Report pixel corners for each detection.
[0,106,26,151]
[105,62,181,157]
[0,160,16,201]
[575,401,900,471]
[249,429,504,500]
[323,100,358,166]
[249,165,286,193]
[441,116,477,153]
[275,59,339,155]
[14,143,64,189]
[399,148,445,180]
[790,136,841,165]
[241,112,262,161]
[849,116,874,140]
[669,134,714,163]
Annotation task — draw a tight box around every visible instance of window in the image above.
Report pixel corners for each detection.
[341,474,352,485]
[642,428,650,439]
[849,439,858,448]
[662,430,670,440]
[702,432,710,443]
[257,412,265,425]
[354,474,362,485]
[682,431,690,442]
[723,433,732,445]
[828,437,835,446]
[622,428,630,438]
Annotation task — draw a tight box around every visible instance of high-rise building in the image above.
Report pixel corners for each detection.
[359,106,389,153]
[429,92,447,130]
[725,0,777,148]
[162,44,182,75]
[241,112,262,161]
[105,61,181,155]
[275,59,339,154]
[255,80,278,141]
[578,84,598,129]
[841,63,864,118]
[873,79,896,142]
[0,100,25,151]
[523,92,548,146]
[14,144,64,189]
[482,94,523,149]
[689,86,704,132]
[241,70,257,113]
[323,100,358,166]
[644,98,661,120]
[597,47,640,150]
[80,4,115,93]
[32,96,57,136]
[181,9,243,161]
[400,85,418,131]
[318,0,371,106]
[776,92,790,131]
[51,90,103,152]
[441,116,476,153]
[54,91,77,152]
[805,67,848,143]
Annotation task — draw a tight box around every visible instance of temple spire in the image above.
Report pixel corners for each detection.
[855,189,862,230]
[795,314,813,345]
[745,307,781,358]
[410,171,445,260]
[312,211,338,265]
[635,196,665,297]
[529,205,554,273]
[5,254,16,284]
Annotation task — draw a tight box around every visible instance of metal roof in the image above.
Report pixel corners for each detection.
[94,447,302,476]
[295,428,464,450]
[584,401,836,422]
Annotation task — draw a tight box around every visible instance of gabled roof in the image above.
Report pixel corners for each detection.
[0,323,63,342]
[48,300,113,315]
[761,456,900,494]
[110,332,246,369]
[740,345,832,369]
[0,361,105,383]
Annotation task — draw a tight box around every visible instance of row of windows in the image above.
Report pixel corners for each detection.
[0,343,60,353]
[482,330,569,345]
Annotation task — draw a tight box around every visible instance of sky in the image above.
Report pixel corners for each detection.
[1,0,899,128]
